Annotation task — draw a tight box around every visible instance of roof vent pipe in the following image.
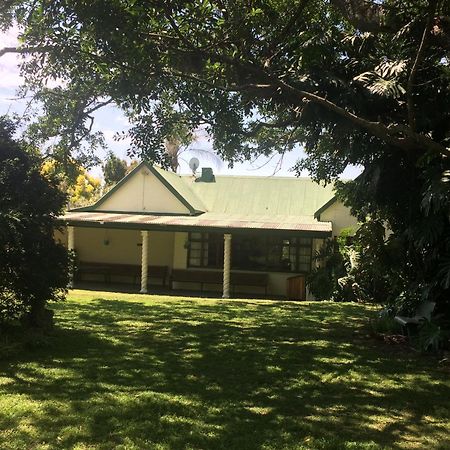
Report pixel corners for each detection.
[195,167,215,183]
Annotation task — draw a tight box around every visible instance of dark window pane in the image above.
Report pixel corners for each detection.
[299,263,310,272]
[188,232,312,273]
[299,246,311,256]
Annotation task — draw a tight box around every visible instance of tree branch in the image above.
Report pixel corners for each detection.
[264,0,310,65]
[163,49,450,158]
[277,80,450,157]
[163,3,196,50]
[407,0,438,131]
[173,43,450,158]
[45,26,449,160]
[85,98,114,115]
[0,45,49,58]
[330,0,394,33]
[243,119,298,138]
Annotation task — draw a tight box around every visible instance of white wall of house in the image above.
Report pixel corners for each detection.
[173,232,189,269]
[320,201,358,237]
[96,166,190,214]
[74,227,142,264]
[148,231,176,267]
[72,227,175,266]
[269,272,306,299]
[68,227,174,284]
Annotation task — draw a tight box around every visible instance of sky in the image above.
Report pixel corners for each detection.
[0,27,362,179]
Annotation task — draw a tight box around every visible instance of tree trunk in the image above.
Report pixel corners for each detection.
[26,299,54,330]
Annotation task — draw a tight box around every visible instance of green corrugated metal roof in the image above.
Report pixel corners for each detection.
[69,163,336,221]
[184,175,335,216]
[153,166,207,213]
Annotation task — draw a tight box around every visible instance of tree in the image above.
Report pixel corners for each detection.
[125,159,139,174]
[69,169,102,207]
[23,85,108,177]
[1,1,449,316]
[0,116,70,328]
[41,158,102,207]
[102,151,127,186]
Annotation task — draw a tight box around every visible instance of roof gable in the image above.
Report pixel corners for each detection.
[71,162,205,215]
[314,196,338,219]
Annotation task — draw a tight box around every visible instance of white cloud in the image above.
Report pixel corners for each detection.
[115,112,131,127]
[0,27,24,89]
[0,54,23,89]
[99,128,132,160]
[101,129,116,141]
[1,25,20,46]
[0,26,67,90]
[192,125,212,145]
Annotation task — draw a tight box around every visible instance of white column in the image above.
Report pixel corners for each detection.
[140,230,149,293]
[223,233,232,299]
[67,226,75,288]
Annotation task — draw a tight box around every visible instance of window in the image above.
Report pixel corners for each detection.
[188,233,223,268]
[187,232,312,273]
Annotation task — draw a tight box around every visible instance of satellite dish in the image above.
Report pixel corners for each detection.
[189,157,200,174]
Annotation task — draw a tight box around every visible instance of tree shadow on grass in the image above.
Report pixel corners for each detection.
[0,298,449,449]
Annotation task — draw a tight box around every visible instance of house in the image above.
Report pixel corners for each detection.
[60,161,358,299]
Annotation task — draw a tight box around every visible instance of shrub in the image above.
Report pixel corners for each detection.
[0,116,70,329]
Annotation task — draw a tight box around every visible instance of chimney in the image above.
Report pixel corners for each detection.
[195,167,215,183]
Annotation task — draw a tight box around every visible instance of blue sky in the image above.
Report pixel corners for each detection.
[0,27,361,179]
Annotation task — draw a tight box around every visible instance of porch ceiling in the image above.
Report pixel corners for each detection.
[61,211,332,236]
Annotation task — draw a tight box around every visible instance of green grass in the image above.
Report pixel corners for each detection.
[1,290,449,450]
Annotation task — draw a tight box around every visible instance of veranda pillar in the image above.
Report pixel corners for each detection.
[140,230,149,293]
[67,226,75,288]
[223,233,232,299]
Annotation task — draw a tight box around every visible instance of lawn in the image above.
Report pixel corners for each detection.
[0,291,449,450]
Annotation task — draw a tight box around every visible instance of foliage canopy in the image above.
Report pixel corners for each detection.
[102,150,127,186]
[1,1,449,166]
[41,158,102,207]
[0,117,70,327]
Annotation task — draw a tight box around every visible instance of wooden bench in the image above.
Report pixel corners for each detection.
[170,269,269,295]
[230,271,268,296]
[75,262,110,282]
[170,269,222,291]
[76,262,169,286]
[148,265,169,286]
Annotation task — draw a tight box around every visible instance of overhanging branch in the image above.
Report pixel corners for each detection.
[0,46,49,58]
[169,49,450,158]
[276,79,450,157]
[243,119,298,138]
